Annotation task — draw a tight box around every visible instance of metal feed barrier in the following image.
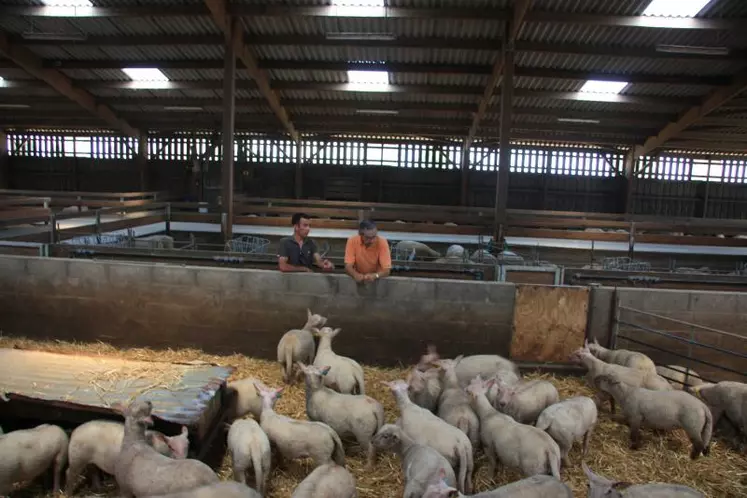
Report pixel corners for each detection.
[64,228,136,248]
[612,304,747,387]
[224,235,270,254]
[603,257,651,272]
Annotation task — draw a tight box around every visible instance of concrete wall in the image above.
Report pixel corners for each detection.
[0,255,516,367]
[615,288,747,383]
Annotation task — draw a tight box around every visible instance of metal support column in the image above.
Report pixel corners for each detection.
[136,131,148,191]
[221,17,238,242]
[294,140,303,199]
[493,25,514,242]
[0,130,9,188]
[460,141,470,206]
[622,147,636,215]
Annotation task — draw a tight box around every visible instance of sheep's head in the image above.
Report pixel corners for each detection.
[583,462,631,498]
[371,424,402,451]
[305,309,328,328]
[253,381,284,408]
[417,344,440,371]
[464,375,493,401]
[422,469,459,498]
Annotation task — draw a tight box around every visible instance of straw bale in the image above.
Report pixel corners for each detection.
[0,336,745,498]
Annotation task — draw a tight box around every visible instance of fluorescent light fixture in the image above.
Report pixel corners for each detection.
[123,67,169,82]
[579,79,629,94]
[347,70,389,88]
[332,0,384,6]
[325,32,397,41]
[164,106,204,111]
[642,0,711,17]
[356,109,399,115]
[656,44,729,56]
[0,104,31,109]
[41,0,93,6]
[557,117,601,124]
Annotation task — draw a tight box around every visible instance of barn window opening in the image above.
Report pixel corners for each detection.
[642,0,711,18]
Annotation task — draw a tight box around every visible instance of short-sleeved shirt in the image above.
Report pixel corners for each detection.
[278,236,318,268]
[344,235,392,274]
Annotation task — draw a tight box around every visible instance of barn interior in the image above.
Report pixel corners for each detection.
[0,0,746,497]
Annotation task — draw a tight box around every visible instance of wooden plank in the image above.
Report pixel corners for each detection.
[510,285,590,362]
[504,270,556,285]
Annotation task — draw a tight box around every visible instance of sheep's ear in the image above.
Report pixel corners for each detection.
[180,426,188,436]
[307,308,312,319]
[453,354,464,364]
[320,366,331,376]
[110,402,127,416]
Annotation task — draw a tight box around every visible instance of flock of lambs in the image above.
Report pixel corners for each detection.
[1,309,745,498]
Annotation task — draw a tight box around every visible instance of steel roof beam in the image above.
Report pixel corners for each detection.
[634,69,747,157]
[0,31,138,138]
[203,0,298,142]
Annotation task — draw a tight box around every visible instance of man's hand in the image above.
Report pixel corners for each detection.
[321,259,334,270]
[362,273,377,282]
[353,272,365,283]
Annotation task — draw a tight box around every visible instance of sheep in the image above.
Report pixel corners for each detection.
[586,338,656,373]
[312,327,365,395]
[227,418,271,496]
[113,400,219,498]
[417,344,520,388]
[254,381,345,468]
[422,472,572,498]
[299,362,384,469]
[595,373,712,459]
[226,377,263,421]
[371,424,457,498]
[582,463,705,498]
[535,396,597,466]
[465,376,561,481]
[445,245,466,258]
[133,235,175,250]
[433,357,480,448]
[291,463,358,498]
[492,378,559,425]
[569,345,672,413]
[655,365,704,390]
[393,240,441,259]
[66,420,189,495]
[384,379,474,494]
[277,309,327,384]
[0,424,69,497]
[140,482,262,498]
[406,366,443,412]
[469,249,498,265]
[691,381,747,440]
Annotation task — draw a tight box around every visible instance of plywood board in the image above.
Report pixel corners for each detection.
[510,285,589,362]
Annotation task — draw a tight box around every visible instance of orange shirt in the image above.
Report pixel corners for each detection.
[344,235,392,274]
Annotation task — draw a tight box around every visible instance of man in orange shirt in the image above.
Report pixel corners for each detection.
[344,219,392,283]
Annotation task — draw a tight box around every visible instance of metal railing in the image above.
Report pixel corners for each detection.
[613,304,747,386]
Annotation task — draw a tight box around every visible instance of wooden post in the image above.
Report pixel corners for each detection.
[702,156,711,218]
[136,131,148,191]
[460,141,470,206]
[0,130,8,188]
[621,147,637,215]
[493,25,514,242]
[221,17,238,242]
[294,140,303,199]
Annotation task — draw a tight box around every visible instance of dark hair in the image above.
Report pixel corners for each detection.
[359,219,377,231]
[292,212,310,225]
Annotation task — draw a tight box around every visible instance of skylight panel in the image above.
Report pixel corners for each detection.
[41,0,93,6]
[579,80,629,94]
[332,0,384,6]
[122,68,169,82]
[347,70,391,92]
[642,0,711,18]
[330,0,385,17]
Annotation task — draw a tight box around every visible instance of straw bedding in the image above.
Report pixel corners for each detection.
[1,336,745,498]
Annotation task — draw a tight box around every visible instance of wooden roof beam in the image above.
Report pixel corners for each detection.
[203,0,298,142]
[633,69,747,158]
[465,0,533,150]
[0,30,138,138]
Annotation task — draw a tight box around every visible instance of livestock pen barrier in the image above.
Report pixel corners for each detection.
[613,304,747,386]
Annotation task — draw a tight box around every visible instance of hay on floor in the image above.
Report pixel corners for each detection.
[0,336,745,498]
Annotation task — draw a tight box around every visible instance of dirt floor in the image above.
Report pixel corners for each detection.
[1,336,745,498]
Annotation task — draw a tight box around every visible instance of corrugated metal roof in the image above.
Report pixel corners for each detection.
[0,348,233,426]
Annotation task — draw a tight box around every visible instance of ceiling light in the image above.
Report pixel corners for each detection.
[642,0,711,18]
[579,79,629,94]
[122,67,169,82]
[325,32,397,41]
[0,104,31,109]
[557,117,600,124]
[332,0,384,6]
[164,106,204,111]
[347,70,390,92]
[656,44,729,56]
[41,0,93,6]
[356,109,399,115]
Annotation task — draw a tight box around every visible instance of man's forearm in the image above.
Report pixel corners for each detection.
[279,262,312,273]
[378,268,391,278]
[345,264,362,279]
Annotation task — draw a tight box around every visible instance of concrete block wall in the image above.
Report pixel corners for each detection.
[0,255,516,367]
[616,288,747,382]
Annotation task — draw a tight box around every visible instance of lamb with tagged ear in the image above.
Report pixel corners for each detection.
[582,462,705,498]
[299,362,384,469]
[313,327,365,395]
[492,377,559,425]
[422,473,572,498]
[277,309,327,384]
